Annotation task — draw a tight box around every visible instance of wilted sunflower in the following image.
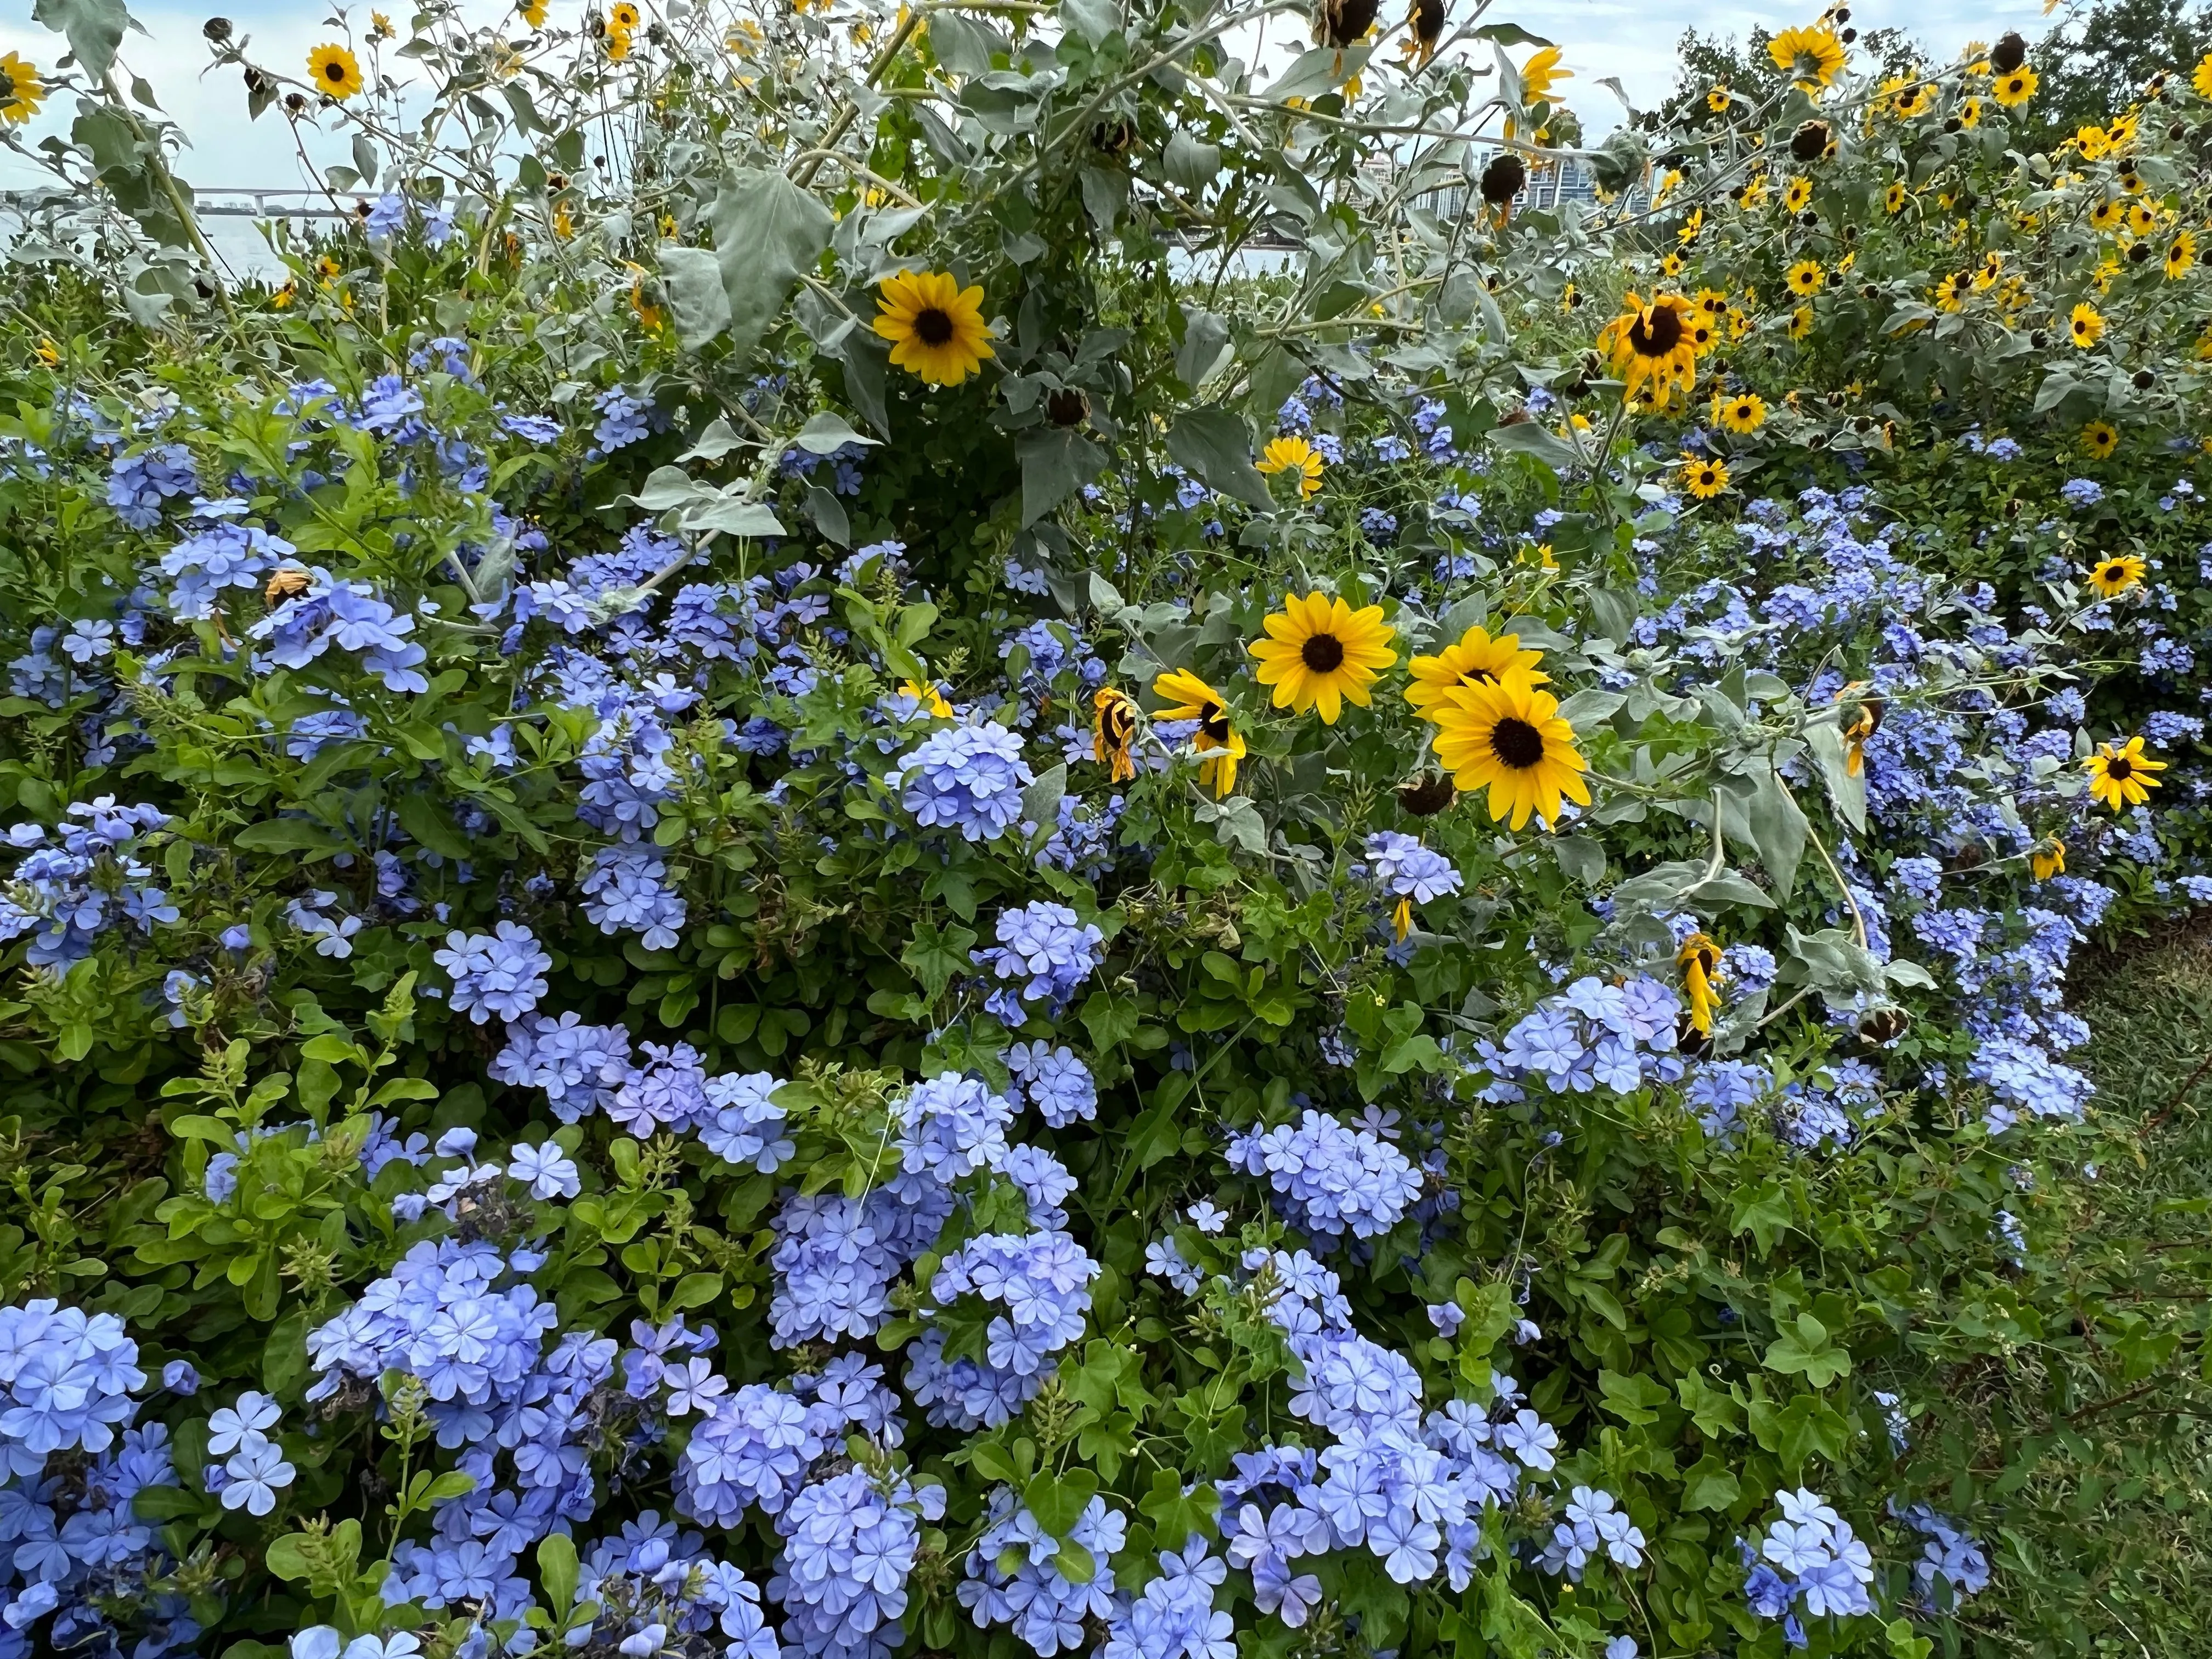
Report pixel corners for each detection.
[1679,453,1729,499]
[1431,669,1591,830]
[1768,24,1846,90]
[270,280,297,309]
[874,270,995,385]
[2084,736,2165,809]
[1401,0,1444,68]
[1404,625,1547,720]
[2081,419,2120,459]
[2067,302,2104,348]
[1256,435,1325,499]
[1992,65,2037,106]
[1712,390,1767,433]
[1835,681,1883,776]
[2086,552,2147,595]
[307,43,364,97]
[2030,837,2066,879]
[1595,292,1702,404]
[1152,669,1245,795]
[1785,259,1826,297]
[2168,230,2198,278]
[1248,594,1396,724]
[1677,932,1723,1037]
[1092,688,1138,782]
[0,52,47,125]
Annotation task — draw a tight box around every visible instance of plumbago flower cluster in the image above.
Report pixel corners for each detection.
[11,0,2212,1652]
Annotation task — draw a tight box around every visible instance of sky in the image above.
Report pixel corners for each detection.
[0,0,2071,196]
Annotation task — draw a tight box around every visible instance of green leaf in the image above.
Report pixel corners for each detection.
[234,817,347,857]
[394,793,472,861]
[713,167,834,358]
[1488,417,1581,474]
[901,919,977,1003]
[539,1532,580,1613]
[1681,1455,1742,1511]
[1165,409,1272,509]
[1596,1368,1671,1426]
[657,245,731,349]
[34,0,130,81]
[1138,1468,1215,1551]
[1019,428,1107,527]
[1024,1468,1099,1538]
[1746,768,1810,898]
[1730,1180,1793,1256]
[1764,1313,1851,1387]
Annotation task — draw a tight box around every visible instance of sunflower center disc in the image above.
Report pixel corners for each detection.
[914,307,956,346]
[1300,634,1346,673]
[1200,706,1231,741]
[1631,307,1683,356]
[1490,716,1545,770]
[2108,757,2133,780]
[1461,667,1497,686]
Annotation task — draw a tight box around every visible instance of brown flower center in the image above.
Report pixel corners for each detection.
[1458,667,1498,687]
[1199,702,1231,742]
[1629,304,1684,358]
[1301,633,1346,674]
[2107,755,2134,780]
[1489,716,1545,770]
[324,60,347,82]
[913,307,955,346]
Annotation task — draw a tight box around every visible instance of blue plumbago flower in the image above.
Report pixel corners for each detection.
[160,1361,199,1396]
[894,721,1034,842]
[1538,1485,1647,1578]
[1685,1058,1775,1142]
[1226,1110,1423,1245]
[0,800,178,971]
[770,1183,952,1348]
[492,1012,634,1121]
[1102,1538,1236,1659]
[248,569,431,693]
[433,922,552,1024]
[768,1468,944,1659]
[1737,1488,1876,1629]
[1891,1500,1991,1604]
[1145,1235,1202,1293]
[960,1487,1124,1652]
[909,1228,1099,1430]
[894,1074,1013,1187]
[580,844,686,949]
[1364,831,1465,902]
[592,386,663,453]
[219,1437,296,1515]
[364,193,408,239]
[285,890,363,958]
[107,445,200,530]
[2058,477,2103,508]
[506,1142,581,1201]
[1005,1042,1098,1127]
[973,902,1103,1024]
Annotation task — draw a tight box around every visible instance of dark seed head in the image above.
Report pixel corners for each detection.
[203,15,233,41]
[1045,387,1090,427]
[2134,368,2155,390]
[1990,31,2026,73]
[1397,771,1457,816]
[1790,120,1831,162]
[1480,154,1527,206]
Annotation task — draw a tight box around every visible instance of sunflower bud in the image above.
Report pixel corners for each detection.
[1045,388,1091,428]
[1790,120,1830,162]
[1479,153,1526,205]
[1396,771,1456,817]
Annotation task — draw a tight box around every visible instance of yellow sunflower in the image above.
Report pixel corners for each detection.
[308,43,364,98]
[1714,390,1767,433]
[1768,25,1846,91]
[1788,304,1815,340]
[1783,176,1814,213]
[873,270,995,386]
[1958,96,1982,128]
[518,0,549,25]
[1993,65,2038,106]
[0,52,47,125]
[2030,837,2066,880]
[2089,198,2124,234]
[2086,552,2147,596]
[1786,259,1826,297]
[2082,419,2120,459]
[1152,668,1244,795]
[1707,85,1731,112]
[1678,932,1723,1037]
[2126,201,2158,235]
[1933,272,1971,311]
[2196,50,2212,99]
[1256,435,1325,499]
[1404,627,1548,720]
[2084,736,2165,810]
[604,24,633,58]
[2168,230,2198,278]
[2068,303,2105,348]
[1595,292,1702,405]
[1679,453,1730,499]
[1092,687,1138,782]
[611,1,642,26]
[1247,593,1397,725]
[1431,669,1592,831]
[1883,180,1908,213]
